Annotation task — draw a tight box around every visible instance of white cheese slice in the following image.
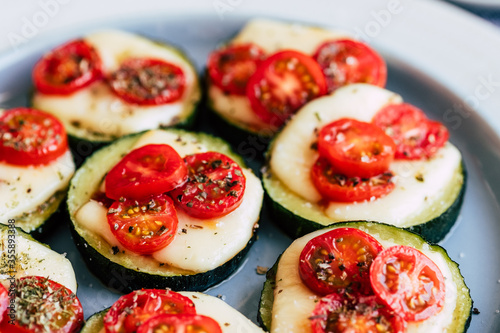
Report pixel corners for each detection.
[271,228,458,333]
[0,227,77,293]
[75,130,263,272]
[32,30,199,139]
[0,150,74,220]
[209,19,350,133]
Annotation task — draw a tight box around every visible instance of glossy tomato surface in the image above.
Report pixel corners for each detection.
[109,58,185,105]
[0,283,7,324]
[299,227,384,295]
[313,39,387,93]
[104,289,196,333]
[33,39,102,95]
[107,194,178,254]
[370,245,446,322]
[317,118,396,178]
[373,103,449,160]
[0,107,68,166]
[105,144,187,200]
[310,293,406,333]
[311,157,395,202]
[170,151,246,219]
[208,43,266,95]
[137,314,222,333]
[0,276,83,333]
[246,50,327,127]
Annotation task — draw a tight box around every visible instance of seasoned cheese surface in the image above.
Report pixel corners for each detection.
[76,130,263,273]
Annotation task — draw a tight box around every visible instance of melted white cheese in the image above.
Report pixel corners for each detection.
[75,130,263,273]
[209,19,350,132]
[32,30,199,139]
[0,227,77,293]
[0,150,74,220]
[271,228,458,333]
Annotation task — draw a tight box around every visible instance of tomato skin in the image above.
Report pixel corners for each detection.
[137,314,223,333]
[208,43,266,95]
[317,118,396,178]
[310,293,406,333]
[246,50,327,127]
[33,39,102,95]
[0,108,69,166]
[169,152,246,219]
[107,194,179,254]
[313,39,387,93]
[311,157,395,202]
[0,283,7,324]
[109,58,185,105]
[105,144,187,200]
[299,228,384,296]
[3,276,83,333]
[373,103,449,160]
[370,245,446,322]
[104,289,196,333]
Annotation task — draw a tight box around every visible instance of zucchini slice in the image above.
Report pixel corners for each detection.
[32,30,201,146]
[0,223,77,293]
[0,147,75,236]
[258,221,472,332]
[67,129,263,292]
[80,292,264,333]
[264,84,465,242]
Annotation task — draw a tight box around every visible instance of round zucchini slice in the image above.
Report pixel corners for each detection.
[67,129,263,292]
[258,221,472,332]
[32,30,201,150]
[80,292,264,333]
[264,84,466,242]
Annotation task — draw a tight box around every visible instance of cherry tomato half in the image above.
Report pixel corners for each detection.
[105,144,187,200]
[370,245,446,322]
[137,314,222,333]
[107,194,178,254]
[109,58,186,105]
[246,50,327,127]
[208,43,266,95]
[104,289,196,333]
[0,283,7,324]
[33,39,102,95]
[373,103,449,160]
[1,276,83,333]
[310,293,406,333]
[317,118,396,178]
[313,39,387,93]
[299,228,384,295]
[0,108,68,166]
[311,157,395,202]
[169,152,246,219]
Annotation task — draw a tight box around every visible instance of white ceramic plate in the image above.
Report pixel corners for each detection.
[0,1,499,332]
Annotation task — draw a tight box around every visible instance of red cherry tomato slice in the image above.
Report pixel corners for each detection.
[370,245,446,322]
[208,43,266,95]
[1,276,83,333]
[137,314,223,333]
[310,293,406,333]
[105,144,187,200]
[318,118,396,178]
[0,108,68,166]
[313,39,387,93]
[109,58,185,105]
[169,152,246,219]
[0,283,7,324]
[107,194,178,254]
[373,103,449,160]
[246,50,327,127]
[33,39,102,95]
[104,289,196,333]
[299,227,384,295]
[311,157,394,202]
